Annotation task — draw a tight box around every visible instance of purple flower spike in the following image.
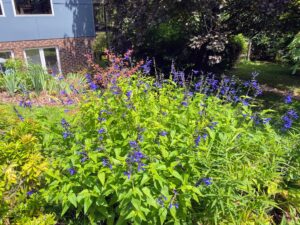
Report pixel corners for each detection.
[195,135,201,147]
[262,118,271,124]
[27,190,35,196]
[68,168,76,175]
[60,90,67,95]
[89,82,98,91]
[159,131,168,136]
[181,101,188,107]
[80,157,88,163]
[129,141,138,148]
[98,128,106,134]
[124,171,131,179]
[126,90,133,100]
[202,177,212,186]
[66,98,74,105]
[169,203,179,209]
[284,95,292,104]
[287,110,298,119]
[141,59,152,74]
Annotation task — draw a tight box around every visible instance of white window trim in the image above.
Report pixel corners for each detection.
[0,0,5,17]
[12,0,55,17]
[24,47,61,74]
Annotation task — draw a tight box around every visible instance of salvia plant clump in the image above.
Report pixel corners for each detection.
[40,72,299,224]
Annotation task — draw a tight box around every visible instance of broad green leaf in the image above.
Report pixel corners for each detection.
[131,198,141,209]
[84,197,93,214]
[159,207,167,225]
[68,192,77,207]
[170,170,183,182]
[61,203,70,216]
[98,171,106,185]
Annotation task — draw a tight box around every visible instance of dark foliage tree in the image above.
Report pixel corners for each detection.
[96,0,300,71]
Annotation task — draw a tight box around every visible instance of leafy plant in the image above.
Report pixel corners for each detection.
[2,69,20,96]
[43,75,299,224]
[0,114,50,224]
[287,32,300,75]
[26,64,50,95]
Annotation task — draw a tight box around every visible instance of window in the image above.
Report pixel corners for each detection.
[0,51,13,73]
[0,0,4,16]
[24,47,61,74]
[13,0,53,15]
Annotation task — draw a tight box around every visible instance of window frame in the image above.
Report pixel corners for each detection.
[24,47,61,73]
[0,50,14,73]
[0,0,5,17]
[0,50,14,59]
[12,0,55,17]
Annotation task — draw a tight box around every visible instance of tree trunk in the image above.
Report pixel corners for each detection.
[247,39,252,61]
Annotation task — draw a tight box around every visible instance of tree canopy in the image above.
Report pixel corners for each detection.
[97,0,300,70]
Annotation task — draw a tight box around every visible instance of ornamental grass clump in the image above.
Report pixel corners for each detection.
[43,75,300,224]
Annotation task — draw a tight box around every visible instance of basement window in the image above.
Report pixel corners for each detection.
[24,47,61,74]
[0,51,13,73]
[13,0,53,15]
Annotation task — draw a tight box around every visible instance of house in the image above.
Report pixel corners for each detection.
[0,0,96,74]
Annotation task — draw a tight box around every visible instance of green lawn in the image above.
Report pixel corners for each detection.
[230,60,300,95]
[229,60,300,112]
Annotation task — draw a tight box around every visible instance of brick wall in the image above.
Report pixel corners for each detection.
[0,37,94,74]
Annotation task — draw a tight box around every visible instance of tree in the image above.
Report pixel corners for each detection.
[96,0,300,71]
[224,0,300,60]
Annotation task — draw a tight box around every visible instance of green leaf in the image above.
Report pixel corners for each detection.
[170,206,177,219]
[141,174,150,185]
[170,170,183,182]
[131,198,141,209]
[142,187,151,198]
[84,197,93,214]
[98,171,106,185]
[61,203,70,216]
[68,192,77,207]
[159,207,167,225]
[125,210,136,220]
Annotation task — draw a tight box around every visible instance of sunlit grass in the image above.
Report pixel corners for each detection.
[230,60,300,94]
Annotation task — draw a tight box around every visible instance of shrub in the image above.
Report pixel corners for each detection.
[217,34,247,70]
[0,120,49,224]
[92,32,110,65]
[287,32,300,75]
[0,105,68,224]
[15,213,56,225]
[43,75,298,224]
[86,50,144,88]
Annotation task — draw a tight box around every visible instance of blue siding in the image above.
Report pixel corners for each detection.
[0,0,95,42]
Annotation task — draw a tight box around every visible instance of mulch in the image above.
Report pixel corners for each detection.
[0,91,81,107]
